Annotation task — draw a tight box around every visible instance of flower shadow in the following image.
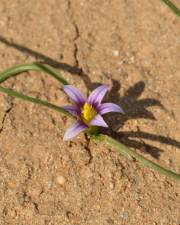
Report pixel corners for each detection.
[106,79,163,129]
[103,79,180,158]
[0,35,179,159]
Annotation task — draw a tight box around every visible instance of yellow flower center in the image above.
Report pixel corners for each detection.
[81,103,96,125]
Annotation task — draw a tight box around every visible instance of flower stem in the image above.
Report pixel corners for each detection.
[93,134,180,180]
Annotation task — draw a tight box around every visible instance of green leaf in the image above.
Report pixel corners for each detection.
[0,62,71,116]
[0,62,69,85]
[0,86,72,117]
[93,134,180,180]
[161,0,180,16]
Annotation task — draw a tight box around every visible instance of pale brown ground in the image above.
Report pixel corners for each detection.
[0,1,180,225]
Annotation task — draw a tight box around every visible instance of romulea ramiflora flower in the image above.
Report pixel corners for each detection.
[63,85,124,140]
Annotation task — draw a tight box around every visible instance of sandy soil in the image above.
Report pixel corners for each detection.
[0,0,180,224]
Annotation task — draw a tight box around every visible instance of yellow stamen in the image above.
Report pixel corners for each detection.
[81,102,96,125]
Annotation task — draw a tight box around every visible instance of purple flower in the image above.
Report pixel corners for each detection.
[63,85,124,140]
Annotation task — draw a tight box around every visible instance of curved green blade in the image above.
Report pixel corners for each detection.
[0,63,71,116]
[161,0,180,16]
[0,86,72,118]
[0,62,69,85]
[93,134,180,180]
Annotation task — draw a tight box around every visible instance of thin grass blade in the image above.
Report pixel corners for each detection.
[0,62,71,115]
[0,62,69,85]
[161,0,180,16]
[0,86,72,118]
[94,134,180,180]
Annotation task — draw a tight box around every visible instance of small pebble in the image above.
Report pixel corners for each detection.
[55,175,66,185]
[113,50,119,57]
[109,182,114,190]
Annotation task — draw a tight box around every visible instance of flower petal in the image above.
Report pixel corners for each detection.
[97,103,124,115]
[64,85,86,105]
[87,85,108,105]
[63,105,80,116]
[89,114,108,127]
[63,121,87,140]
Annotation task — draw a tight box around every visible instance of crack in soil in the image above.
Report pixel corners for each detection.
[73,41,79,67]
[84,134,93,164]
[72,23,80,67]
[0,103,14,133]
[67,0,80,68]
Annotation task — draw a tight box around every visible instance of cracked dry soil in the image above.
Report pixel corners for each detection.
[0,0,180,225]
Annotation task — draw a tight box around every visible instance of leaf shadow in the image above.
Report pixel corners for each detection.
[0,35,98,91]
[0,35,180,159]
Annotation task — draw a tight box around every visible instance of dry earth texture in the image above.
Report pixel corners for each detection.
[0,0,180,225]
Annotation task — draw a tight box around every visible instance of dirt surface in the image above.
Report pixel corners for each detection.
[0,0,180,224]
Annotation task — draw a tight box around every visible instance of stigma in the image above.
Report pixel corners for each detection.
[81,103,96,125]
